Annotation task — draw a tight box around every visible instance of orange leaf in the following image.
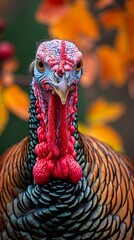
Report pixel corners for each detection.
[124,14,134,60]
[100,9,130,59]
[98,46,126,86]
[35,0,71,24]
[100,9,124,28]
[126,0,134,14]
[0,86,9,134]
[87,97,126,124]
[95,0,114,9]
[49,0,99,42]
[3,85,29,120]
[78,123,124,151]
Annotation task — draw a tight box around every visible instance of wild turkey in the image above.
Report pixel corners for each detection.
[0,39,134,240]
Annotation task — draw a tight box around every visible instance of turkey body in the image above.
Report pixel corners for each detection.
[0,39,134,240]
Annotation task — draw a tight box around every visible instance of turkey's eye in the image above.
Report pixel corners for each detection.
[36,59,45,72]
[75,60,83,72]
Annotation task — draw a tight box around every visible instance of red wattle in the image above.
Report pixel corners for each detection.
[33,88,82,185]
[48,94,59,157]
[33,159,50,185]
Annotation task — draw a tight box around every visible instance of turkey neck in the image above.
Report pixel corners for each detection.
[26,82,39,172]
[27,79,85,184]
[47,94,68,157]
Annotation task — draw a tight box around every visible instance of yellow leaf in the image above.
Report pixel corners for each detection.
[78,123,124,151]
[3,85,29,120]
[49,0,99,42]
[0,87,9,135]
[98,46,126,86]
[87,97,126,124]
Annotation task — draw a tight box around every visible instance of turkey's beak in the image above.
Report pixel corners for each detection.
[52,79,69,105]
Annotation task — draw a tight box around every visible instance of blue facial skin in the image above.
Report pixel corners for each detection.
[33,39,83,87]
[33,58,83,87]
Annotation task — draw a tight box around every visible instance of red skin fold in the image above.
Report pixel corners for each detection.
[33,91,82,185]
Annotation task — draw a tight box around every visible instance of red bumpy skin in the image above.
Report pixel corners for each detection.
[33,93,82,185]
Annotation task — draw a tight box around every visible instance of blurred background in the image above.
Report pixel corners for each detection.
[0,0,134,159]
